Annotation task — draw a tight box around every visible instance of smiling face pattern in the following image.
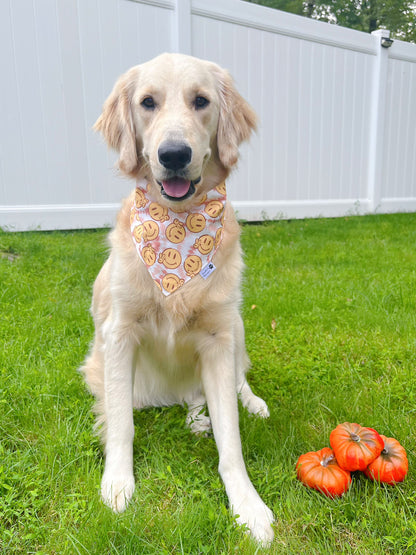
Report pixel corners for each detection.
[205,200,224,218]
[135,188,148,208]
[166,220,186,244]
[184,255,203,277]
[186,213,206,233]
[141,244,157,266]
[193,235,214,255]
[161,273,185,293]
[131,180,227,295]
[149,202,169,222]
[142,220,159,241]
[158,248,182,269]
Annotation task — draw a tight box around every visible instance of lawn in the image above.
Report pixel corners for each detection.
[1,213,416,554]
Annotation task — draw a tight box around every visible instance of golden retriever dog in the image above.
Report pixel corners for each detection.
[81,53,274,545]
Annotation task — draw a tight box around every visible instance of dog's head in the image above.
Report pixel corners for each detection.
[95,53,256,206]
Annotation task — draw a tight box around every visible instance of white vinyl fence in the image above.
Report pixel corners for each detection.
[1,0,415,230]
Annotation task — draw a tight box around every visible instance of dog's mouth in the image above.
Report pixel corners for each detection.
[158,177,201,201]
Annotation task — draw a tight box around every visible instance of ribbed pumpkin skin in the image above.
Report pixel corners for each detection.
[330,422,384,471]
[364,435,408,485]
[296,447,352,497]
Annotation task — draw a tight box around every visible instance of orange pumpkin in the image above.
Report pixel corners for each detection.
[296,447,352,497]
[330,422,384,471]
[364,435,408,485]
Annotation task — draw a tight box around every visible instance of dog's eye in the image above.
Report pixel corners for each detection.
[194,96,210,110]
[141,97,156,110]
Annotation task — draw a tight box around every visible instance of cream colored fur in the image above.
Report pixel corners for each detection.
[80,53,274,545]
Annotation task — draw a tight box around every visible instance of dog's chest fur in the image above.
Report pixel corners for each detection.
[106,190,244,408]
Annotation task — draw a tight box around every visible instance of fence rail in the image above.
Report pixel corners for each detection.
[1,0,415,230]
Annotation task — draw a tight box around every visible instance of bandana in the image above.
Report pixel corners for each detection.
[131,181,226,295]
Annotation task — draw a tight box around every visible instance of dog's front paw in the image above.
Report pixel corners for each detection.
[245,394,270,419]
[101,471,135,513]
[186,412,212,436]
[186,403,212,436]
[233,492,274,546]
[238,383,270,418]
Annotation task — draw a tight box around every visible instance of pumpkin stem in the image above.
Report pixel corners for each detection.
[350,433,360,442]
[321,454,335,467]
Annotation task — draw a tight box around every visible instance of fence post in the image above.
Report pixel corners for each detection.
[172,0,192,54]
[367,29,391,213]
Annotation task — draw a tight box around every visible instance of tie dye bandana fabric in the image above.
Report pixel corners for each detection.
[131,181,226,295]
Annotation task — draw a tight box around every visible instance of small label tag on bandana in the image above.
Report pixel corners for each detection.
[200,262,216,280]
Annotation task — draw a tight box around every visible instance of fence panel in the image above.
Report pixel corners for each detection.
[191,1,380,219]
[380,40,416,212]
[0,0,174,230]
[0,0,415,230]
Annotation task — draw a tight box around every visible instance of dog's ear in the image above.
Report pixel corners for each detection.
[214,68,257,169]
[94,67,141,177]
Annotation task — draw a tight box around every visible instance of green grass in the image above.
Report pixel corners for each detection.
[1,213,416,554]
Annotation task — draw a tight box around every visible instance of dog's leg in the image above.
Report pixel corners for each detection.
[199,332,274,545]
[234,315,270,418]
[100,320,136,513]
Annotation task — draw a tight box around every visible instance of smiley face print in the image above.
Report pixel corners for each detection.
[133,224,144,242]
[141,244,157,266]
[215,182,226,196]
[162,273,185,294]
[166,219,186,244]
[186,213,206,234]
[205,200,224,218]
[142,220,159,241]
[193,234,214,255]
[215,226,223,247]
[149,202,170,223]
[135,188,148,209]
[158,248,182,269]
[184,254,203,277]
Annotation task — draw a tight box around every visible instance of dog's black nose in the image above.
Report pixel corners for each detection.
[158,141,192,171]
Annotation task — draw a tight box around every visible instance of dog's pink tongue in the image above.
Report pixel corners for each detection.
[162,178,191,198]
